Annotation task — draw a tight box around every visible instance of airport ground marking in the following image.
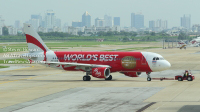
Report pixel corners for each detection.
[0,65,34,73]
[0,71,62,85]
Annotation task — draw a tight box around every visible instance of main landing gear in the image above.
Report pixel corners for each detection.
[83,72,91,81]
[83,76,91,81]
[147,72,151,81]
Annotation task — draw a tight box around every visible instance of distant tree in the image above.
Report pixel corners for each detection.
[178,32,187,40]
[144,31,149,35]
[122,37,129,42]
[106,31,113,36]
[130,31,137,37]
[97,31,106,36]
[78,32,84,36]
[147,37,150,41]
[2,26,9,35]
[150,32,155,36]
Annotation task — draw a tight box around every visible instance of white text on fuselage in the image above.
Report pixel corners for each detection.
[64,54,119,61]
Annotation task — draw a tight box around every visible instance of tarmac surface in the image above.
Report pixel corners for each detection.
[0,45,200,112]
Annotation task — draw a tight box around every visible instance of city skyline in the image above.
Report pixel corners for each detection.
[1,0,200,28]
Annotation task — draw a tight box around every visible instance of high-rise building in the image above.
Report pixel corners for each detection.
[30,19,40,31]
[104,15,112,27]
[95,18,105,27]
[56,19,61,28]
[82,11,91,27]
[114,17,120,26]
[45,10,56,29]
[15,20,21,29]
[0,27,2,35]
[181,14,191,30]
[0,16,5,27]
[131,13,144,29]
[72,21,82,27]
[149,20,155,29]
[31,15,42,26]
[149,19,168,31]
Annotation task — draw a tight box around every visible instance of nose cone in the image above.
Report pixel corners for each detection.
[164,61,171,69]
[150,60,171,72]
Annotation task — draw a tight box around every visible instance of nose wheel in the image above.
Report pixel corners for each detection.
[146,72,151,81]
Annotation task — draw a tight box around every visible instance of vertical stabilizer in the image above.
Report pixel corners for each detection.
[23,23,49,53]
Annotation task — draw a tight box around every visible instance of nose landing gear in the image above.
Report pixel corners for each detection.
[146,72,151,81]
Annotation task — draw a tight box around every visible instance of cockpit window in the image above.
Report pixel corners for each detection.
[153,57,165,61]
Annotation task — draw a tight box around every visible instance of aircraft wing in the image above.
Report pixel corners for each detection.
[42,61,111,68]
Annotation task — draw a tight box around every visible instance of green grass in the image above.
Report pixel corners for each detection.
[104,47,161,51]
[0,65,10,68]
[0,41,152,53]
[0,59,30,64]
[45,41,144,47]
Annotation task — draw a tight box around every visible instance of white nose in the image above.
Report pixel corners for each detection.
[150,60,171,72]
[164,61,171,69]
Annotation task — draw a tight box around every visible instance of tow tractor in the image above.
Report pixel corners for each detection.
[151,70,195,81]
[175,70,195,81]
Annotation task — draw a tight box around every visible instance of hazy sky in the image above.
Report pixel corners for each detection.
[1,0,200,28]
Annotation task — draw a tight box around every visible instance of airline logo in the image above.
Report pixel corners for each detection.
[64,54,118,61]
[94,68,101,77]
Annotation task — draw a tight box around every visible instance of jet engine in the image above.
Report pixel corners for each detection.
[122,72,142,77]
[91,67,110,78]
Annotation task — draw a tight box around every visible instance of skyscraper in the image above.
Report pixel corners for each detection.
[150,19,168,30]
[82,11,91,27]
[95,18,105,27]
[149,20,155,29]
[15,20,21,29]
[0,16,5,27]
[114,17,120,26]
[31,14,42,26]
[72,21,82,27]
[131,13,144,29]
[56,19,61,28]
[45,10,56,29]
[30,19,39,31]
[104,15,112,27]
[181,14,191,30]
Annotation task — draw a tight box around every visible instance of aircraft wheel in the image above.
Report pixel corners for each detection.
[105,75,112,80]
[147,77,151,81]
[187,76,192,81]
[83,76,91,81]
[178,77,183,81]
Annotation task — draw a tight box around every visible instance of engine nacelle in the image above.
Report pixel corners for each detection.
[91,67,110,78]
[122,72,141,77]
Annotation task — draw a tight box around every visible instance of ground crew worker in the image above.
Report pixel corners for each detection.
[184,70,188,77]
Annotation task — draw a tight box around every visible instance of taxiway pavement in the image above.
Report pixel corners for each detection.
[0,46,200,112]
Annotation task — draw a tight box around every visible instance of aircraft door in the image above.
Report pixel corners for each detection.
[141,55,147,65]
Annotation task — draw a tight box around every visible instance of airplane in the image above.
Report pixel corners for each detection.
[21,23,171,81]
[190,37,200,44]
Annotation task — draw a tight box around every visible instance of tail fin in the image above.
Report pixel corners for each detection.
[23,23,49,53]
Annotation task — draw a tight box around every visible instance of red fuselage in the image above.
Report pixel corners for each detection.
[53,51,152,73]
